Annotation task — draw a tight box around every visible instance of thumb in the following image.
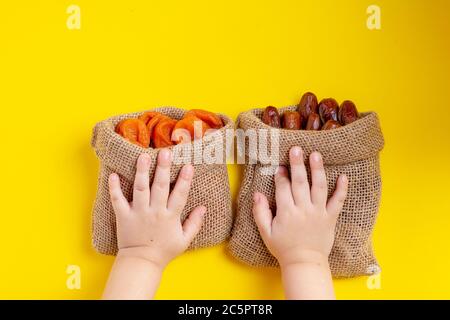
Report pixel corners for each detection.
[252,192,273,241]
[182,206,206,245]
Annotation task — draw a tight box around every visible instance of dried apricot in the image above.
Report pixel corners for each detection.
[173,115,210,141]
[116,109,222,148]
[152,118,177,148]
[146,114,169,141]
[184,109,223,129]
[138,111,162,125]
[171,127,192,144]
[115,119,150,148]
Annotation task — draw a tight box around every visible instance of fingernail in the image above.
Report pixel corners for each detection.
[160,149,171,161]
[341,174,348,183]
[200,206,207,216]
[140,154,149,165]
[183,164,194,178]
[291,146,301,157]
[276,166,287,175]
[253,193,261,203]
[312,152,321,162]
[110,173,118,181]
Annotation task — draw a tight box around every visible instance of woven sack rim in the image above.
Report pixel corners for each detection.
[91,106,234,180]
[237,106,384,165]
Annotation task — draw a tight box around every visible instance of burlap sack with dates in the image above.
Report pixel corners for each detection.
[228,106,384,277]
[91,107,234,255]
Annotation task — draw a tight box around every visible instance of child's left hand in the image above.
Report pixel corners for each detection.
[108,149,206,269]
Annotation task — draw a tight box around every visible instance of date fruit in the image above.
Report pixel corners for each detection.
[297,92,318,127]
[305,113,321,130]
[259,93,363,131]
[322,120,342,130]
[262,106,280,128]
[318,98,339,124]
[282,111,301,130]
[339,100,359,125]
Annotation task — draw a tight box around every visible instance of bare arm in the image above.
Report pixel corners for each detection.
[102,150,205,300]
[253,147,348,300]
[280,255,334,300]
[102,252,163,300]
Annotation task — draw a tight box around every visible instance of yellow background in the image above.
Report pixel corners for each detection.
[0,0,449,299]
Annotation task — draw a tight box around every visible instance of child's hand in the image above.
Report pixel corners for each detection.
[253,146,348,268]
[253,146,347,300]
[108,149,206,269]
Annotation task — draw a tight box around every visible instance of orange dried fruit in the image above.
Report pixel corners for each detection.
[116,109,222,148]
[171,127,192,144]
[115,118,150,148]
[138,111,162,125]
[173,115,210,142]
[184,109,223,129]
[146,114,169,141]
[152,118,177,148]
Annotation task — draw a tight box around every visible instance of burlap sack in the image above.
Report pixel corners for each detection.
[91,107,234,255]
[228,106,384,277]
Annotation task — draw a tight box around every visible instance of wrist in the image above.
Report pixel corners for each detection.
[278,249,330,270]
[279,252,335,300]
[117,247,167,271]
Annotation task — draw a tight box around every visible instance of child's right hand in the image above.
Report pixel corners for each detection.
[252,146,348,268]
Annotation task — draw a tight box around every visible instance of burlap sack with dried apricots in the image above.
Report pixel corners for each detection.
[91,107,234,255]
[228,106,385,277]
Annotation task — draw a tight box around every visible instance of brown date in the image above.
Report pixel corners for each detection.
[297,92,318,127]
[339,100,359,125]
[262,106,280,128]
[305,113,321,130]
[318,98,339,124]
[282,111,301,130]
[322,120,342,130]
